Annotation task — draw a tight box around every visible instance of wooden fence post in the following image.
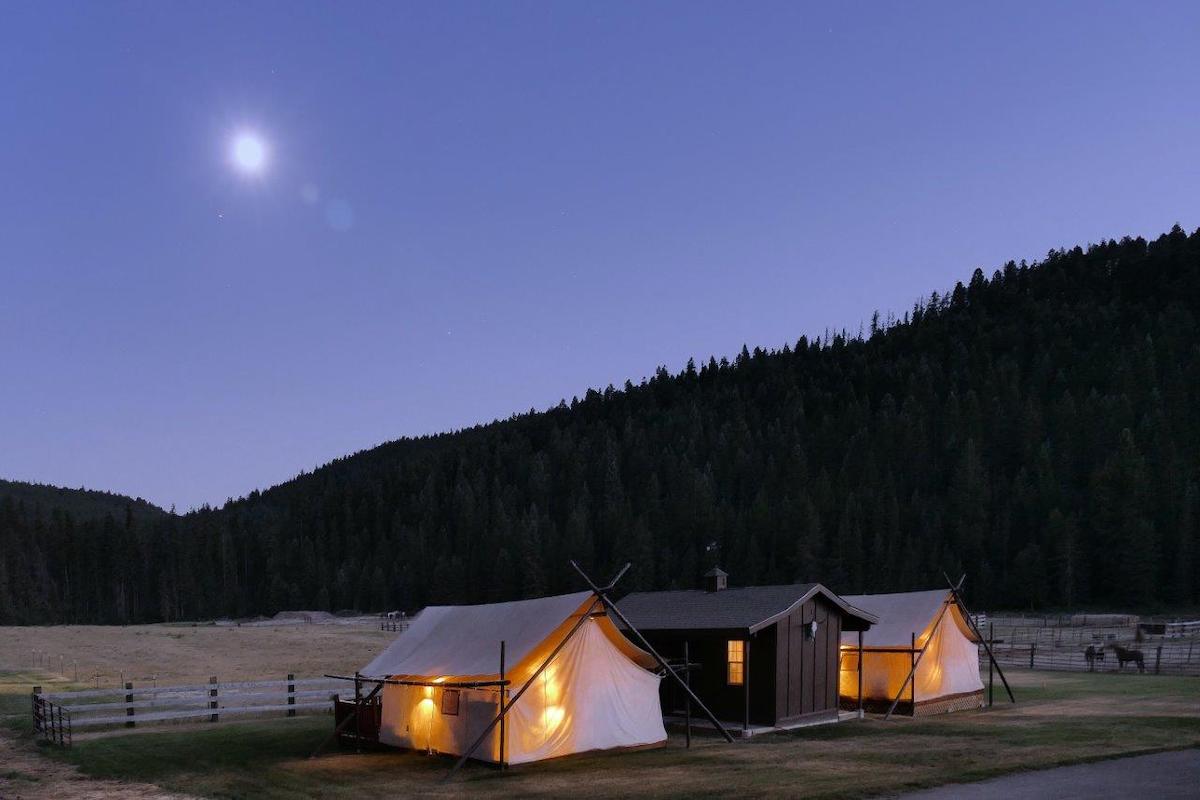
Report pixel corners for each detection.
[288,673,296,717]
[1029,642,1036,669]
[209,676,219,722]
[125,682,135,728]
[1155,645,1162,675]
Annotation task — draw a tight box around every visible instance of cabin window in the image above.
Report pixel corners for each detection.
[440,688,460,716]
[727,640,745,686]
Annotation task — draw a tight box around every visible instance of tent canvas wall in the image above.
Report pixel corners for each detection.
[838,589,984,715]
[360,591,667,764]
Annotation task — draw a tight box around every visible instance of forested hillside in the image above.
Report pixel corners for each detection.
[2,227,1198,624]
[0,480,165,525]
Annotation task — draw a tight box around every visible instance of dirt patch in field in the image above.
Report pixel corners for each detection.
[0,729,193,800]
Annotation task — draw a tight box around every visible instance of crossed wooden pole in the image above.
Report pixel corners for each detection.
[315,561,735,777]
[881,574,1015,720]
[569,560,734,744]
[441,561,733,782]
[943,572,1015,706]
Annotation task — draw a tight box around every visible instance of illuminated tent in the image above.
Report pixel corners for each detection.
[360,591,667,764]
[837,589,984,715]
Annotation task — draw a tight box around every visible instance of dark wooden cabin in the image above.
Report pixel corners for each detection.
[617,569,877,733]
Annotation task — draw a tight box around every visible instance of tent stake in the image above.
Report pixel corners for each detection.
[444,595,603,781]
[571,560,736,744]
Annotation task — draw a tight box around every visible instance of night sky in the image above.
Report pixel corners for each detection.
[2,1,1198,510]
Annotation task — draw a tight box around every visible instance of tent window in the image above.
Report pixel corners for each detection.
[440,688,460,716]
[727,640,745,686]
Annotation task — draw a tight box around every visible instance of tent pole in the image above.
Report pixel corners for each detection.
[882,598,953,720]
[323,674,507,689]
[942,574,1014,704]
[743,639,750,734]
[960,591,1015,704]
[354,672,363,753]
[571,560,736,744]
[683,641,692,749]
[857,629,863,717]
[988,622,994,707]
[309,680,384,759]
[499,640,506,770]
[444,596,602,781]
[910,632,916,710]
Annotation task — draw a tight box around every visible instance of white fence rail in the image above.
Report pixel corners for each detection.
[32,674,343,745]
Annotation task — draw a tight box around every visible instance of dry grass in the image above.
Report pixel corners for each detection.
[0,620,393,686]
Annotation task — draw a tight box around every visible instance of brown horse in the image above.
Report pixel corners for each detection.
[1109,644,1145,673]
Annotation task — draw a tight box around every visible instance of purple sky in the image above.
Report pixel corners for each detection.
[2,2,1198,511]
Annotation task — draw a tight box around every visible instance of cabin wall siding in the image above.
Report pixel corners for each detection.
[626,591,855,729]
[775,596,843,724]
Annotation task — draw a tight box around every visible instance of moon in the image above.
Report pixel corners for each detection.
[231,132,267,173]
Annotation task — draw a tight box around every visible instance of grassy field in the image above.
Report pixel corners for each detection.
[0,619,394,687]
[1,669,1196,799]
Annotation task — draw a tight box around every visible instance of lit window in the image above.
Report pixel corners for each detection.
[440,689,460,716]
[727,640,745,686]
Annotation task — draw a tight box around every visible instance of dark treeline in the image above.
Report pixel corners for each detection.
[3,227,1198,624]
[0,479,165,526]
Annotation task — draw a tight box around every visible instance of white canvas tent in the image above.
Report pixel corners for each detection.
[360,590,667,764]
[838,589,984,715]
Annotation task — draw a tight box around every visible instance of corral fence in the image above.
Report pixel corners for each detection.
[380,610,415,633]
[380,619,411,633]
[978,614,1200,677]
[987,640,1199,675]
[31,674,341,747]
